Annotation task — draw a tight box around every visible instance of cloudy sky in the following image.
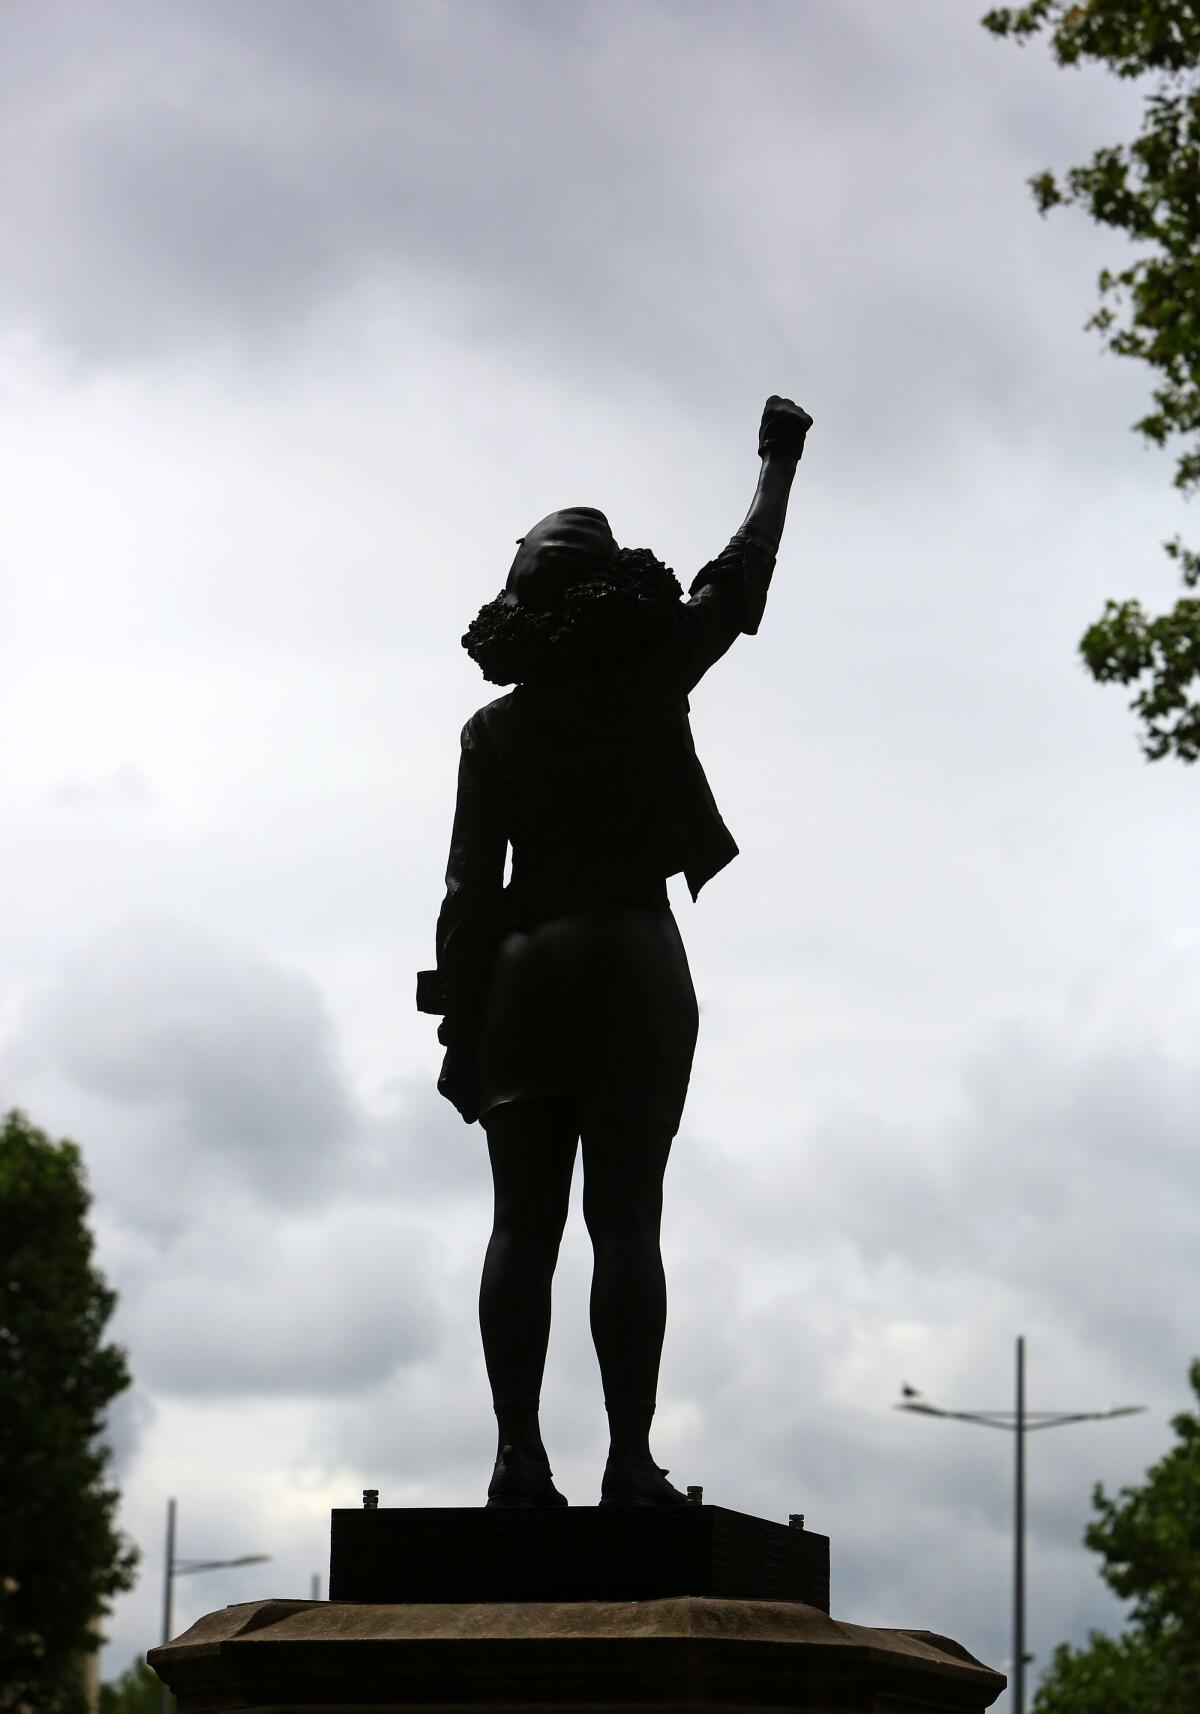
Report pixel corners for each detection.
[4,0,1198,1698]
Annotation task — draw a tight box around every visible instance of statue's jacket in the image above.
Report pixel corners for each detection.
[417,528,776,1082]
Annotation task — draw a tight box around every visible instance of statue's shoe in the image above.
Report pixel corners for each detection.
[599,1452,690,1507]
[486,1443,569,1508]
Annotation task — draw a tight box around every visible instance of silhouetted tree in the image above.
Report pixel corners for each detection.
[0,1111,138,1714]
[100,1656,170,1714]
[1033,1359,1200,1714]
[984,1,1200,761]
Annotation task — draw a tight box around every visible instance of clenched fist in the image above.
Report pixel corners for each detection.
[758,395,813,462]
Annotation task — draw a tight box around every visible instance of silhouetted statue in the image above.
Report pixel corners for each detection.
[418,396,812,1506]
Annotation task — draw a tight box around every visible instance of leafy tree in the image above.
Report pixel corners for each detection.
[983,1,1200,761]
[99,1656,171,1714]
[1032,1358,1200,1714]
[0,1111,138,1714]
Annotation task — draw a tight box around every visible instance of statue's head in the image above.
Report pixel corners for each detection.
[464,517,682,688]
[504,508,617,611]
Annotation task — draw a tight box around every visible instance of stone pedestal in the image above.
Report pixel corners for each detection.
[149,1506,1004,1714]
[149,1595,1004,1713]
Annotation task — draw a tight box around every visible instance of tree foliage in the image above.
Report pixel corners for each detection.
[99,1657,171,1714]
[1032,1358,1200,1714]
[0,1111,138,1714]
[983,0,1200,760]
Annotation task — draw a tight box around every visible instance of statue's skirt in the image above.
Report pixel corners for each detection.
[476,901,699,1136]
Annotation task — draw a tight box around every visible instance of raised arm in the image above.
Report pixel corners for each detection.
[741,394,813,550]
[679,394,813,691]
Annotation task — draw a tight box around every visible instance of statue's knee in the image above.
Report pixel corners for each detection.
[493,1201,568,1260]
[584,1200,660,1246]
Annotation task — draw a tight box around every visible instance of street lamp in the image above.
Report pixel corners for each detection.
[159,1497,270,1712]
[895,1336,1144,1714]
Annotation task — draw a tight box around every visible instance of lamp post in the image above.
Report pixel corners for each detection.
[896,1336,1144,1714]
[159,1498,270,1712]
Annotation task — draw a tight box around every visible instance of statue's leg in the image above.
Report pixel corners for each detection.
[580,1114,674,1466]
[479,1096,578,1462]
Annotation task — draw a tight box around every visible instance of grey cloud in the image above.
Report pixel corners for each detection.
[362,1079,488,1202]
[664,1020,1200,1383]
[102,1385,155,1482]
[19,926,490,1240]
[53,763,157,811]
[310,1355,496,1505]
[124,1201,441,1397]
[0,0,1148,477]
[2,0,699,364]
[40,920,355,1203]
[19,925,470,1398]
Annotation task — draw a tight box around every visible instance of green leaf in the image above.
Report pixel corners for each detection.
[0,1112,139,1713]
[984,0,1200,763]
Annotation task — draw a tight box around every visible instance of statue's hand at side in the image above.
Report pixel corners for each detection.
[438,1042,480,1124]
[757,395,813,462]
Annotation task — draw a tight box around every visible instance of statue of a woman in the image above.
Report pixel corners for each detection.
[418,395,812,1506]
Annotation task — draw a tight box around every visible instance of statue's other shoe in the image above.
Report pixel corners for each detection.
[599,1452,690,1507]
[486,1444,568,1508]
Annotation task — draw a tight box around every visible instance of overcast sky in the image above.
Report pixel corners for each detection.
[3,1,1197,1699]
